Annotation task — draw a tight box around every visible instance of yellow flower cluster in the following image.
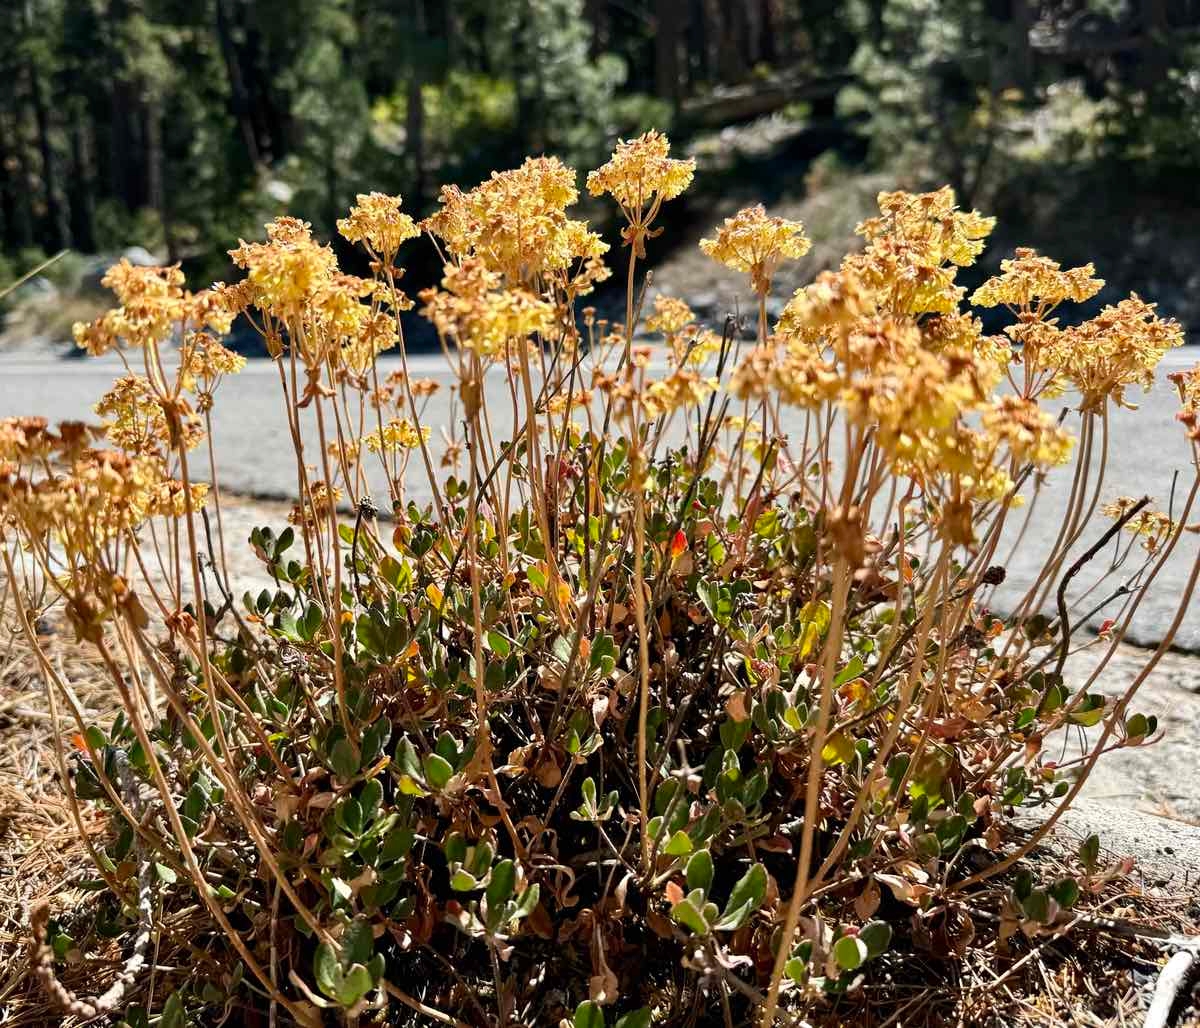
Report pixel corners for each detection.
[94,375,204,456]
[228,217,339,320]
[979,395,1074,467]
[1102,496,1178,552]
[642,368,718,419]
[736,188,1094,540]
[644,295,721,367]
[423,157,607,284]
[420,258,556,358]
[72,260,233,356]
[700,204,811,295]
[836,186,996,317]
[970,247,1103,310]
[337,192,419,260]
[1056,295,1183,411]
[857,188,995,269]
[224,217,407,369]
[363,418,430,453]
[586,130,695,213]
[645,295,695,336]
[180,333,247,395]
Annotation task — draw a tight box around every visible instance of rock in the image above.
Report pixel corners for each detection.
[80,248,163,292]
[1016,797,1200,889]
[121,245,160,267]
[3,276,59,308]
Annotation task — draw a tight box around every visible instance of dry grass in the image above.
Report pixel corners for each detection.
[0,602,116,1026]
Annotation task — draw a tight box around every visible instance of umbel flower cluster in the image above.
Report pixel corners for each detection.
[3,132,1199,1028]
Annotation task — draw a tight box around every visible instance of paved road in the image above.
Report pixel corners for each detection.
[2,349,1198,648]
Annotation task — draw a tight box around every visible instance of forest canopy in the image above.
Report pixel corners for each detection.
[2,0,1198,284]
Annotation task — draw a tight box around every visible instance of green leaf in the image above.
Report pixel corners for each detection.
[513,883,540,919]
[487,859,517,909]
[337,797,363,835]
[663,830,693,856]
[154,862,178,885]
[486,630,511,658]
[834,935,867,971]
[574,1001,606,1028]
[423,753,454,790]
[670,896,710,935]
[1125,713,1155,742]
[785,956,808,982]
[314,941,342,999]
[615,1009,652,1028]
[160,992,186,1028]
[343,918,374,966]
[712,898,757,931]
[859,920,892,957]
[1022,889,1051,923]
[450,870,478,891]
[330,738,359,781]
[359,778,383,822]
[686,850,714,896]
[835,655,865,687]
[302,601,324,642]
[1078,833,1100,872]
[723,863,766,918]
[337,963,373,1006]
[1049,878,1080,909]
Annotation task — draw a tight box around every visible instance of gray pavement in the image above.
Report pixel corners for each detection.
[2,348,1198,648]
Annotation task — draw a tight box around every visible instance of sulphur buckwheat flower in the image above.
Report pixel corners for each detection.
[700,205,811,295]
[337,192,419,259]
[971,248,1104,310]
[645,295,695,336]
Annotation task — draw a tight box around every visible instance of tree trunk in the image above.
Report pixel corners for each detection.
[68,110,96,252]
[406,0,427,206]
[145,100,175,261]
[687,0,712,89]
[26,59,70,250]
[406,71,426,206]
[757,0,778,65]
[655,0,683,108]
[0,111,35,251]
[215,0,262,168]
[716,1,745,82]
[584,0,608,58]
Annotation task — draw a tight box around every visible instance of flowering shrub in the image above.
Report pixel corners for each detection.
[3,132,1200,1027]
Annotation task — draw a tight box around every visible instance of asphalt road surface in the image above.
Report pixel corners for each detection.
[2,348,1197,649]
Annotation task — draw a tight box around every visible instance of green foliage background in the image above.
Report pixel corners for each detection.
[2,0,1198,286]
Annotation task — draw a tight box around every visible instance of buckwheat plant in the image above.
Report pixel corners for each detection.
[3,134,1198,1027]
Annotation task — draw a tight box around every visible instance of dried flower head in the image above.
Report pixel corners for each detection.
[971,248,1103,310]
[420,258,555,358]
[72,261,233,355]
[1057,295,1183,411]
[423,157,606,282]
[645,295,696,337]
[229,217,339,320]
[1170,364,1200,440]
[337,192,419,259]
[700,205,811,295]
[1102,497,1178,551]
